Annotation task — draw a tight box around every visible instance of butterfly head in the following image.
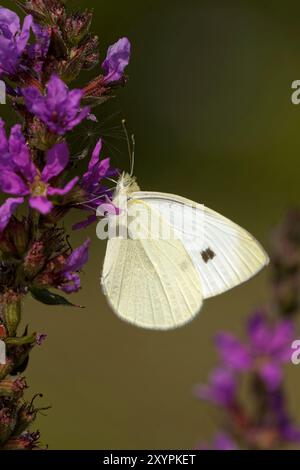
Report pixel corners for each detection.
[113,172,140,204]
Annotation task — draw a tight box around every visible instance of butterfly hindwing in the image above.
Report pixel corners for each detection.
[101,198,203,329]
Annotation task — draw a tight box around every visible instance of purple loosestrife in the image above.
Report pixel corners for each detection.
[22,74,90,135]
[196,312,300,448]
[0,0,129,449]
[215,311,294,391]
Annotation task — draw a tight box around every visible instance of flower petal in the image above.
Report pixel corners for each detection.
[47,176,79,196]
[102,37,131,83]
[248,311,272,353]
[65,105,90,131]
[258,362,282,391]
[72,214,97,230]
[0,197,24,232]
[16,14,32,54]
[0,170,29,195]
[46,74,68,107]
[9,124,36,181]
[63,238,90,273]
[42,142,69,182]
[215,333,252,370]
[269,320,295,362]
[88,139,102,170]
[195,367,236,407]
[29,195,53,214]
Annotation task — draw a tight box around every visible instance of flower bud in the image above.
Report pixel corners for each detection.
[3,431,41,450]
[0,359,13,380]
[0,377,27,399]
[0,409,15,444]
[24,242,46,279]
[2,292,22,338]
[64,10,93,46]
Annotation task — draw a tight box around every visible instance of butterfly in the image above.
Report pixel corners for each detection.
[100,172,269,330]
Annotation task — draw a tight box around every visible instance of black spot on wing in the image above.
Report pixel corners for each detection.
[201,248,216,263]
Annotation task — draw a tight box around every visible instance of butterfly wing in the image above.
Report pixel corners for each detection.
[130,192,269,299]
[101,198,203,330]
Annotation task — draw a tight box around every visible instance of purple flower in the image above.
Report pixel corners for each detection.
[60,239,90,293]
[197,433,238,450]
[73,139,118,230]
[22,75,90,135]
[28,21,50,75]
[0,122,78,230]
[215,311,295,391]
[0,7,32,76]
[195,367,237,407]
[102,37,131,83]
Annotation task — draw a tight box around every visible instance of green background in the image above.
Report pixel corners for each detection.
[1,0,300,449]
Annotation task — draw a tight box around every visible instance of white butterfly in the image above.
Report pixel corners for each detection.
[101,173,269,330]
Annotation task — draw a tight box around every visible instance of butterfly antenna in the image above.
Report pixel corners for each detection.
[130,133,135,177]
[121,119,135,176]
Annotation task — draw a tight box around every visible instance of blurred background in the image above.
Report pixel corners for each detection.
[1,0,300,449]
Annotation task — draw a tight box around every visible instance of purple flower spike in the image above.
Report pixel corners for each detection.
[215,311,295,391]
[102,37,131,83]
[0,8,32,76]
[22,75,90,135]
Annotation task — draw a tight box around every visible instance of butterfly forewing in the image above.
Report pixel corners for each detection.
[130,192,269,299]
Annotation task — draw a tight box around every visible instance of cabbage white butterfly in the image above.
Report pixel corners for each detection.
[100,173,269,330]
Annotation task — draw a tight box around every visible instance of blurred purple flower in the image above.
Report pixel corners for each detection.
[197,433,238,450]
[36,333,47,346]
[215,311,294,391]
[22,75,90,135]
[60,238,90,293]
[0,123,78,229]
[102,37,131,83]
[73,139,118,230]
[270,390,300,444]
[195,367,237,407]
[0,7,32,77]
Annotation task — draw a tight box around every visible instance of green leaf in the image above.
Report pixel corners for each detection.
[30,287,84,308]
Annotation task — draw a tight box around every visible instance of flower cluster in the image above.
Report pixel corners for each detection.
[196,311,299,449]
[195,212,300,450]
[0,0,130,449]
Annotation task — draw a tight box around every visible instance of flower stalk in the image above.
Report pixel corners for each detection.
[0,0,131,449]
